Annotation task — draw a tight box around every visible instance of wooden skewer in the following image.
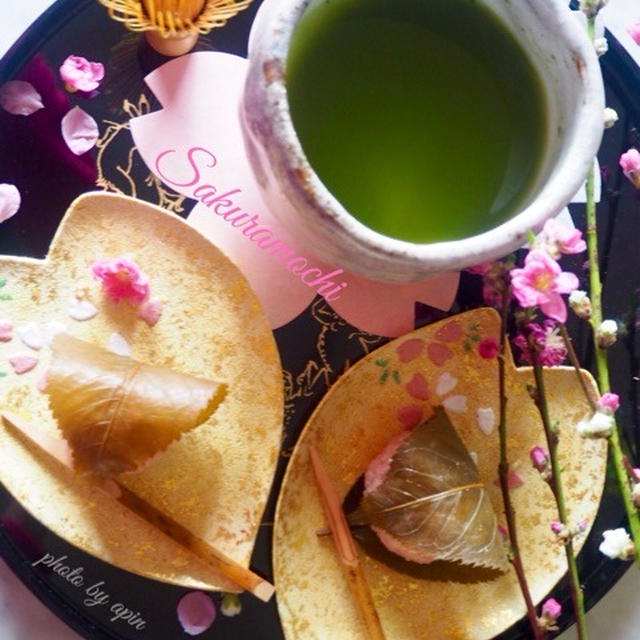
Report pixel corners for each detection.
[309,446,386,640]
[1,412,274,602]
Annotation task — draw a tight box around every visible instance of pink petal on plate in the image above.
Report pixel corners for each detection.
[137,297,163,326]
[0,80,44,115]
[0,184,20,223]
[177,591,216,636]
[405,372,430,401]
[397,404,424,428]
[9,352,39,374]
[0,319,13,341]
[427,342,454,366]
[61,106,99,155]
[434,321,463,342]
[396,338,424,363]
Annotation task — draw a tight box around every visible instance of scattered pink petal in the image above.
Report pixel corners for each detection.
[37,368,49,392]
[59,55,104,93]
[435,371,458,396]
[434,321,463,343]
[137,297,163,325]
[628,22,640,46]
[0,80,44,115]
[0,184,21,223]
[9,352,39,374]
[0,319,13,341]
[442,394,467,413]
[92,256,150,305]
[405,372,430,400]
[427,342,453,366]
[177,591,216,636]
[397,405,424,428]
[61,106,99,155]
[396,338,424,363]
[478,337,499,359]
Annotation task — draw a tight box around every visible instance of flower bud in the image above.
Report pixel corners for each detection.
[530,445,549,472]
[595,37,609,57]
[596,319,618,348]
[603,106,618,127]
[220,593,242,617]
[597,392,620,414]
[577,411,615,438]
[568,290,592,320]
[620,148,640,189]
[599,528,635,560]
[538,597,562,631]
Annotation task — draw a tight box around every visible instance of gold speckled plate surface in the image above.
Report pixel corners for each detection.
[0,192,283,591]
[274,308,607,640]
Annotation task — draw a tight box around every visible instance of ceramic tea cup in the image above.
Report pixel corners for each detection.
[240,0,604,282]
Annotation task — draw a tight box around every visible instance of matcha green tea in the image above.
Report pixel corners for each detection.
[286,0,548,243]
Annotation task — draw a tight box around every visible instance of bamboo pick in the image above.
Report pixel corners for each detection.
[309,446,386,640]
[1,412,275,602]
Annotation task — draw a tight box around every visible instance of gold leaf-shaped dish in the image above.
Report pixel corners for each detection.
[274,308,607,640]
[0,192,283,591]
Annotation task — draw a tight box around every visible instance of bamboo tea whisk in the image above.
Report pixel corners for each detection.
[96,0,255,56]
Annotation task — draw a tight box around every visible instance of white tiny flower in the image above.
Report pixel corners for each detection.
[577,411,615,438]
[597,319,618,348]
[594,37,609,57]
[569,290,592,320]
[603,107,618,128]
[599,528,635,560]
[220,593,242,617]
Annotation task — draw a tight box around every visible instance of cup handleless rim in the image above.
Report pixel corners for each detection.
[243,0,605,281]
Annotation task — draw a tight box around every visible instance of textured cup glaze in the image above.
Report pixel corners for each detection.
[241,0,605,282]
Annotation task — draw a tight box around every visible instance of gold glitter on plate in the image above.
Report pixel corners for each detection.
[274,308,607,640]
[0,192,283,591]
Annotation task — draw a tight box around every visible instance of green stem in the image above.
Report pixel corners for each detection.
[559,323,598,411]
[583,21,640,555]
[532,363,589,640]
[497,288,545,640]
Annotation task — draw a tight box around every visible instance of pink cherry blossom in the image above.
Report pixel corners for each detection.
[177,591,216,636]
[619,148,640,189]
[510,250,579,322]
[0,184,20,223]
[598,392,620,414]
[513,320,567,367]
[92,256,150,305]
[61,106,99,155]
[540,218,586,259]
[0,80,44,116]
[628,22,640,46]
[59,55,104,93]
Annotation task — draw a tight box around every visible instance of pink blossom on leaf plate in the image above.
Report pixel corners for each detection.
[61,106,99,155]
[59,55,104,93]
[0,80,44,115]
[92,256,150,305]
[0,184,20,223]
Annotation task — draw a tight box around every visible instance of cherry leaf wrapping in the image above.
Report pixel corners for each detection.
[358,407,509,571]
[46,334,227,476]
[60,106,99,155]
[0,80,44,115]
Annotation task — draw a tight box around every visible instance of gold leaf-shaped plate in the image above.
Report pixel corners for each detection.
[0,192,283,591]
[274,308,607,640]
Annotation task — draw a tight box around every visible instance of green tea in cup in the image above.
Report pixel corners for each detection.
[285,0,548,243]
